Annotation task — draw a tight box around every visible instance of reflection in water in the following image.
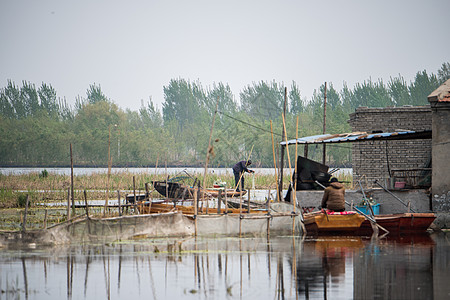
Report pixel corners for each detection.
[0,233,448,300]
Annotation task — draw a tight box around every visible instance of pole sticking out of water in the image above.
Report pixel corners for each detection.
[270,121,279,202]
[67,187,70,220]
[70,143,75,217]
[202,97,219,214]
[84,190,89,219]
[21,194,29,232]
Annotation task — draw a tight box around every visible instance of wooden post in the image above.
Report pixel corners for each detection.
[70,143,74,216]
[202,97,219,215]
[218,190,222,214]
[105,125,112,216]
[117,190,122,216]
[322,82,327,165]
[84,190,89,218]
[278,87,287,203]
[133,176,137,214]
[43,209,48,229]
[270,121,280,202]
[194,184,198,236]
[67,187,70,220]
[239,181,243,237]
[224,184,228,214]
[247,188,251,214]
[22,194,29,232]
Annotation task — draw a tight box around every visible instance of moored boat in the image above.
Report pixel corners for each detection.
[152,180,247,200]
[303,211,366,234]
[358,212,436,234]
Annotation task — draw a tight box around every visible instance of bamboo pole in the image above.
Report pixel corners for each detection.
[21,194,29,232]
[218,190,222,214]
[43,209,48,229]
[67,187,70,220]
[224,183,228,214]
[202,97,219,214]
[281,113,296,235]
[247,187,251,214]
[270,121,280,202]
[293,116,298,212]
[133,176,138,214]
[117,190,122,216]
[322,82,327,165]
[70,143,75,216]
[105,125,111,216]
[278,87,287,202]
[194,184,198,236]
[84,190,89,218]
[281,114,293,190]
[295,117,306,233]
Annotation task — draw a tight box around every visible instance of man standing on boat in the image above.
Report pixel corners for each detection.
[320,177,345,212]
[232,160,255,191]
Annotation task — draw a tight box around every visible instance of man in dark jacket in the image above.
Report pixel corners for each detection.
[232,160,254,191]
[321,177,345,212]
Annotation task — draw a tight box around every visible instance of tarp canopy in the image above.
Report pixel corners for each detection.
[280,130,431,146]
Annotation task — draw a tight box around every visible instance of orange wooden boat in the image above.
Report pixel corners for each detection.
[303,211,366,234]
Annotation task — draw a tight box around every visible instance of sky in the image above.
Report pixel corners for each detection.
[1,0,449,112]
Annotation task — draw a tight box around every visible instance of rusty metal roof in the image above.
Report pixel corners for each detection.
[428,78,450,102]
[280,130,431,145]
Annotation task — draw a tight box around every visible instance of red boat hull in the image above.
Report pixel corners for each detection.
[358,213,436,234]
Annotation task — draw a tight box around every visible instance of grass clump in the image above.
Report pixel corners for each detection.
[39,169,49,178]
[17,194,29,208]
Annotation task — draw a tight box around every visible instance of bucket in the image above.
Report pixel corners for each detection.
[355,203,380,215]
[394,181,406,189]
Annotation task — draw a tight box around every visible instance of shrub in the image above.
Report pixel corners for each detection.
[39,169,49,178]
[17,194,29,208]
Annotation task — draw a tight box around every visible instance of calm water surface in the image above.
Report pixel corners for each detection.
[0,233,448,300]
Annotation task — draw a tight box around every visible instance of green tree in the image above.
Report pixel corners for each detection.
[20,81,39,117]
[437,62,450,85]
[240,81,284,120]
[37,83,60,117]
[351,79,393,108]
[409,70,439,105]
[289,81,304,115]
[162,78,204,131]
[0,80,16,118]
[388,76,410,106]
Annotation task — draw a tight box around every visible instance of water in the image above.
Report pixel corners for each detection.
[0,167,353,177]
[0,233,448,300]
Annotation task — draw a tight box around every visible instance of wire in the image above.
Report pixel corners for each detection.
[217,110,284,137]
[217,110,352,150]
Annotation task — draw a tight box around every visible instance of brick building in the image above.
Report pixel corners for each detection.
[348,106,432,186]
[428,79,450,214]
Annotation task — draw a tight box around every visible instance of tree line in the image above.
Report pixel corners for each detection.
[0,63,448,168]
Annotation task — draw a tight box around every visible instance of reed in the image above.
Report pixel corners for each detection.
[0,171,353,206]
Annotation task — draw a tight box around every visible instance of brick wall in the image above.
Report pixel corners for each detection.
[348,106,432,185]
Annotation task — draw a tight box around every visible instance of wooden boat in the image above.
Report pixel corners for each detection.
[152,180,194,199]
[152,181,247,200]
[205,188,247,198]
[358,212,436,234]
[303,211,366,234]
[136,200,264,215]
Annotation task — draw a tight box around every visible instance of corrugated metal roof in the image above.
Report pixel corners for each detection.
[280,130,431,145]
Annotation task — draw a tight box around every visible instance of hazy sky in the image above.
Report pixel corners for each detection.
[1,0,449,112]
